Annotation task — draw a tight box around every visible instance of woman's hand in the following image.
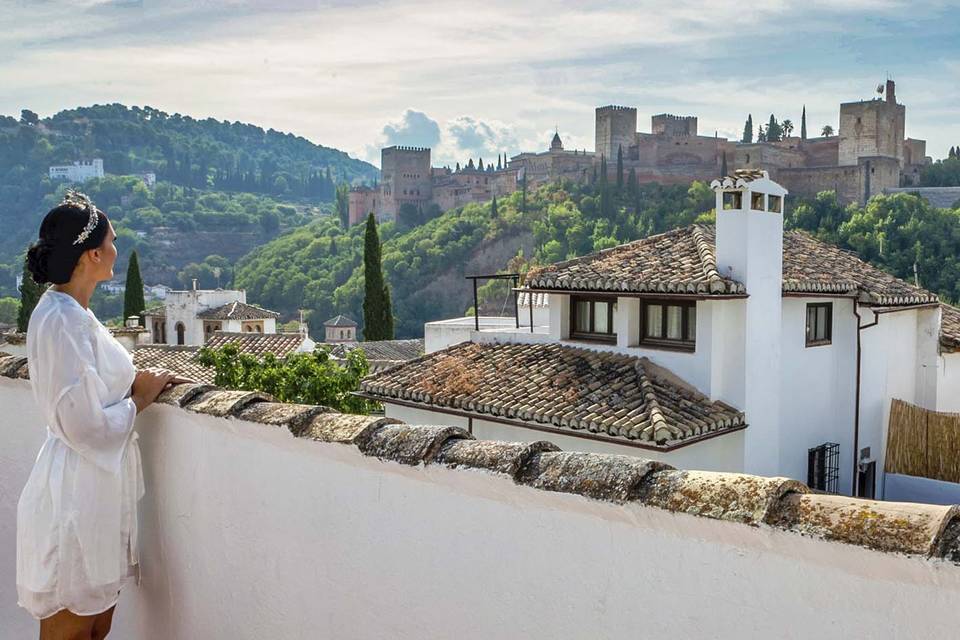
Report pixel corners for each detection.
[132,368,176,414]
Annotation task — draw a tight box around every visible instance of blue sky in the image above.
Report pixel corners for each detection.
[2,0,958,166]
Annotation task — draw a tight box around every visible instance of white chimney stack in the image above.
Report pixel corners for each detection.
[710,170,787,478]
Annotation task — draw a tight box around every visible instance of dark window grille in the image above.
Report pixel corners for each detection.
[808,442,840,493]
[805,302,833,346]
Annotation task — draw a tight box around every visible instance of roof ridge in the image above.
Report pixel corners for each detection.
[691,224,726,292]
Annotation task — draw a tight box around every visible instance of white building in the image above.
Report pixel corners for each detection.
[48,158,104,183]
[361,170,960,499]
[324,315,358,343]
[143,286,280,346]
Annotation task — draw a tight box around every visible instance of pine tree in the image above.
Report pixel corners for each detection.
[123,250,146,325]
[616,144,624,188]
[362,213,393,341]
[491,195,498,218]
[800,105,807,140]
[17,257,43,333]
[742,114,753,143]
[767,114,782,142]
[335,183,350,228]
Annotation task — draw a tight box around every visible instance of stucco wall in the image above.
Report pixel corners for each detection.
[938,352,960,413]
[3,378,960,639]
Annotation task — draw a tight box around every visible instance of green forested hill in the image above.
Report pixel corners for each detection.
[236,177,960,338]
[236,179,718,337]
[0,104,377,293]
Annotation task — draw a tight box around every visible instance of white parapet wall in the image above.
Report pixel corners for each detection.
[3,367,960,639]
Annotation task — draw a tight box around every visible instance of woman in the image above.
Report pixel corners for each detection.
[17,191,181,639]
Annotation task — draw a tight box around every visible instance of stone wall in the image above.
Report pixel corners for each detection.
[839,97,905,166]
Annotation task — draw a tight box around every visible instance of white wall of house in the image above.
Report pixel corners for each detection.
[3,378,960,639]
[937,352,960,413]
[778,296,857,492]
[383,404,746,473]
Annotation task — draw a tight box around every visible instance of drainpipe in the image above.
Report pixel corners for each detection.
[852,299,880,495]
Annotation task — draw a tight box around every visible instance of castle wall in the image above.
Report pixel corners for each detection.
[838,99,905,166]
[635,133,727,169]
[774,156,900,205]
[798,137,840,167]
[381,146,432,222]
[736,143,807,170]
[651,114,698,137]
[348,187,378,226]
[595,106,637,162]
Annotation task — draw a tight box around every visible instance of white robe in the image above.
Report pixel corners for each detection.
[17,289,143,620]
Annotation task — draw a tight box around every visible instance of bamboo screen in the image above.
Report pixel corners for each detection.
[885,398,960,483]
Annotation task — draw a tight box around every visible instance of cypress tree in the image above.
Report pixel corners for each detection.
[335,183,350,228]
[520,172,527,214]
[123,250,146,325]
[362,213,393,340]
[742,115,753,143]
[616,145,624,189]
[767,114,782,142]
[627,167,637,197]
[600,154,608,185]
[800,106,807,140]
[478,157,484,171]
[720,151,728,177]
[17,257,43,333]
[491,195,498,218]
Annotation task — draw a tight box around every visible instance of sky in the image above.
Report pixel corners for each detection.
[2,0,959,167]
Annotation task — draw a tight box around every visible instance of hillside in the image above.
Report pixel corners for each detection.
[235,179,717,336]
[0,104,378,292]
[236,178,960,338]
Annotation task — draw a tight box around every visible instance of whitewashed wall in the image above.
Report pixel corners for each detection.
[5,378,960,640]
[937,352,960,413]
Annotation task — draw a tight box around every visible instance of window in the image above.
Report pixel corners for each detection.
[750,191,764,210]
[722,191,742,210]
[640,300,696,350]
[175,322,185,346]
[857,461,876,499]
[808,442,839,493]
[570,296,616,342]
[768,195,782,213]
[805,302,832,346]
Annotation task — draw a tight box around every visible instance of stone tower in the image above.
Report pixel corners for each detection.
[380,146,432,222]
[595,106,637,162]
[838,80,906,167]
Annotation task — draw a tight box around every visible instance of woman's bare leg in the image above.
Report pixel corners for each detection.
[39,608,97,640]
[90,606,116,640]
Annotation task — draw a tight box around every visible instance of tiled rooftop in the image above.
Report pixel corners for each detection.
[525,224,939,306]
[196,300,281,320]
[1,348,959,562]
[204,331,307,358]
[941,304,960,353]
[324,314,357,327]
[132,345,215,384]
[329,338,424,372]
[359,341,745,448]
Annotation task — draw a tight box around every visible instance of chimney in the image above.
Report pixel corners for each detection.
[711,170,787,478]
[886,79,896,104]
[192,278,198,291]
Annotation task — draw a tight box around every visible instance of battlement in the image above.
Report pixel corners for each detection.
[652,113,698,136]
[383,145,431,153]
[596,105,636,113]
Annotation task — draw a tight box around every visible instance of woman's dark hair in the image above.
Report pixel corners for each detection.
[26,191,109,285]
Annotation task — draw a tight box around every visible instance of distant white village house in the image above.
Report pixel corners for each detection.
[360,170,960,501]
[142,283,283,346]
[48,158,104,183]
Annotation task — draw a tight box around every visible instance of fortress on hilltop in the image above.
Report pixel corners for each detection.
[349,80,931,225]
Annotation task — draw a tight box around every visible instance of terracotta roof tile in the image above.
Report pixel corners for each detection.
[359,342,745,448]
[328,339,424,371]
[941,304,960,352]
[525,224,938,306]
[132,345,216,384]
[204,331,306,358]
[196,300,280,320]
[324,314,357,327]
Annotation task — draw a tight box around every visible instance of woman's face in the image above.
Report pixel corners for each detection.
[88,221,118,282]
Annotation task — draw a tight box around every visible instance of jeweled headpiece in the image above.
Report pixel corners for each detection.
[62,190,99,246]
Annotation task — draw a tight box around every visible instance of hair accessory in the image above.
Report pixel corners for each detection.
[62,190,99,246]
